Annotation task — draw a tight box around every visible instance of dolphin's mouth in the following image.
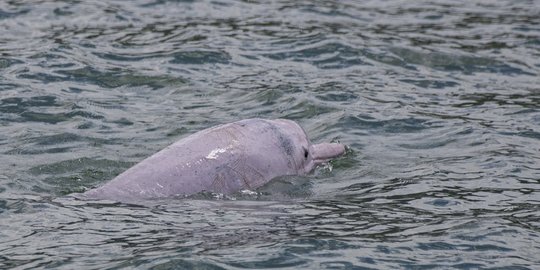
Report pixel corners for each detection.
[311,143,346,163]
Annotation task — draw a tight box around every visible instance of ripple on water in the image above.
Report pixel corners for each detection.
[0,57,23,69]
[0,95,108,124]
[339,114,436,135]
[28,158,133,195]
[389,47,534,75]
[264,42,369,69]
[170,50,231,65]
[55,67,186,89]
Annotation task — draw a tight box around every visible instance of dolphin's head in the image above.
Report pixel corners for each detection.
[271,119,346,174]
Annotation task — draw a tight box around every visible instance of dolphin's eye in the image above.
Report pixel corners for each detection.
[304,148,309,159]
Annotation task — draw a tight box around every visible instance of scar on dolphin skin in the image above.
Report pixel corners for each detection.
[209,153,265,192]
[210,170,227,192]
[231,157,265,190]
[204,124,244,160]
[206,127,251,192]
[205,140,238,160]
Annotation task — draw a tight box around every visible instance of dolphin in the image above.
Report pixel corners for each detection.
[83,119,345,200]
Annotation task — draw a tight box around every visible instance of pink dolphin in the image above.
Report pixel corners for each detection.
[84,119,345,200]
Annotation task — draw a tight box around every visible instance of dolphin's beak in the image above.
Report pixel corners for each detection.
[312,143,346,163]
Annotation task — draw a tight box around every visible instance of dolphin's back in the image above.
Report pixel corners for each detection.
[83,119,293,200]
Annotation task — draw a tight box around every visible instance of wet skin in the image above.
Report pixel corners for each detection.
[83,119,345,201]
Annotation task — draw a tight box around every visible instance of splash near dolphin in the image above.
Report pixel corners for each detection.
[83,119,345,200]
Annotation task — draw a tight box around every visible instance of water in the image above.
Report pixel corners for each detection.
[1,0,539,269]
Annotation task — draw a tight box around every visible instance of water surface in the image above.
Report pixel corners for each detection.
[1,0,539,269]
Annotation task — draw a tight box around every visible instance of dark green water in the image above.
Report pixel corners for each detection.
[1,0,539,269]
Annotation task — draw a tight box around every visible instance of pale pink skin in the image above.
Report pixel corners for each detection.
[83,119,345,201]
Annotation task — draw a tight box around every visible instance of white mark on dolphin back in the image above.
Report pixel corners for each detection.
[205,140,238,160]
[206,148,228,159]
